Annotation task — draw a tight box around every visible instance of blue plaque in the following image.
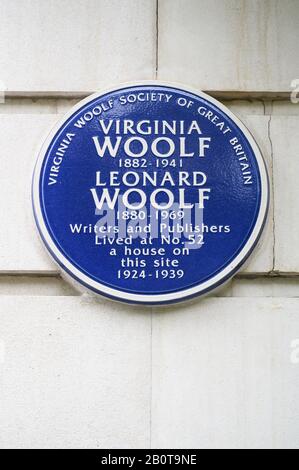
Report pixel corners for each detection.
[32,83,269,304]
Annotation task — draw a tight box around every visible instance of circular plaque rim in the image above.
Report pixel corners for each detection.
[32,81,269,305]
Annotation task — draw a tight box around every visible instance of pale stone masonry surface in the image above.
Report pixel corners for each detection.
[0,0,298,450]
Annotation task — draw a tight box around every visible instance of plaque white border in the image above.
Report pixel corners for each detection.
[32,82,269,305]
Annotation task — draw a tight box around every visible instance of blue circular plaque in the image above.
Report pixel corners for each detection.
[32,83,269,305]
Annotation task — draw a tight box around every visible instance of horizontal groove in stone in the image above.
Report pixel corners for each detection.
[0,275,79,296]
[1,91,292,100]
[1,272,298,279]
